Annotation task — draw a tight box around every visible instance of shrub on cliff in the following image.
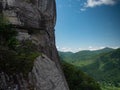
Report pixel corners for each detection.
[0,14,18,48]
[0,14,40,76]
[61,61,101,90]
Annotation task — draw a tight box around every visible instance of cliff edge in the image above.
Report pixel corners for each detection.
[0,0,69,90]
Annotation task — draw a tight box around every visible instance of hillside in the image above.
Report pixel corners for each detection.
[61,61,101,90]
[59,48,120,89]
[59,47,114,66]
[81,48,120,85]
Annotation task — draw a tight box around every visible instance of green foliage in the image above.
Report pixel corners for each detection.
[0,14,18,49]
[0,40,40,76]
[0,14,40,76]
[61,61,101,90]
[100,83,120,90]
[81,48,120,87]
[59,48,120,89]
[59,47,114,67]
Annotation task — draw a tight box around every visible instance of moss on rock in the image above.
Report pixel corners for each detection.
[0,14,40,77]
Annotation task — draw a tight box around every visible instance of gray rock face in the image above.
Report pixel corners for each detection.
[30,55,68,90]
[1,0,56,29]
[0,55,68,90]
[1,0,57,61]
[0,0,69,90]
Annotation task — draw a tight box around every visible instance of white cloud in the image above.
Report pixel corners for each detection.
[57,47,82,53]
[87,46,120,51]
[80,8,86,11]
[57,46,120,52]
[85,0,116,7]
[81,0,118,11]
[58,47,73,52]
[57,46,101,52]
[88,46,105,51]
[111,46,119,49]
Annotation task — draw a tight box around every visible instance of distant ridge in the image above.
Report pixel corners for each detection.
[59,47,115,63]
[59,47,120,89]
[59,47,115,53]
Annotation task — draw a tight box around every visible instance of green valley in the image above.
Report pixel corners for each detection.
[59,48,120,90]
[61,61,101,90]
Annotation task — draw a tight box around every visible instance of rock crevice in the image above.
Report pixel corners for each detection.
[0,0,69,90]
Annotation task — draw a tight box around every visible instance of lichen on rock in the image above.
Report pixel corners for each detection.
[0,0,69,90]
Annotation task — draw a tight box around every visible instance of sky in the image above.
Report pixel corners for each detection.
[55,0,120,52]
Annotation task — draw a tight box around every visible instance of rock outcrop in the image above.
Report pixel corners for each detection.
[0,0,69,90]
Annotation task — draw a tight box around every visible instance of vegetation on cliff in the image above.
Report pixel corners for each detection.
[61,61,101,90]
[0,14,40,76]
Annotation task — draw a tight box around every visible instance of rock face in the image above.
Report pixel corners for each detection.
[0,55,69,90]
[30,55,68,90]
[0,0,69,90]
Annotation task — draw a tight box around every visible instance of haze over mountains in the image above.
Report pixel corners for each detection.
[59,47,114,65]
[59,47,120,89]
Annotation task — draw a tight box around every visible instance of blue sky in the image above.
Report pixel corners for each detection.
[55,0,120,52]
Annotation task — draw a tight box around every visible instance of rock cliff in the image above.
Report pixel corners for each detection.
[0,0,69,90]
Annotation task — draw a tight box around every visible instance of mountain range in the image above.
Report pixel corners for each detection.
[59,47,114,66]
[59,47,120,89]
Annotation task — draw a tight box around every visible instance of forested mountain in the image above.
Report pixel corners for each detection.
[61,61,101,90]
[81,48,120,85]
[59,48,120,89]
[59,47,114,66]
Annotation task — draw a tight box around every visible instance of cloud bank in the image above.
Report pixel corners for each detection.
[81,0,118,11]
[57,46,119,53]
